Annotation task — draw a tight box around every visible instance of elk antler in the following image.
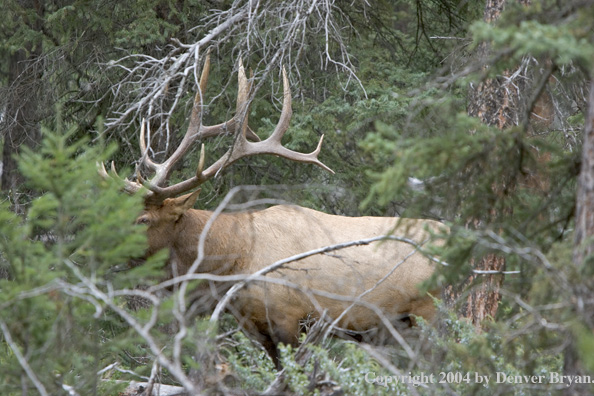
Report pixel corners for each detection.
[103,53,333,203]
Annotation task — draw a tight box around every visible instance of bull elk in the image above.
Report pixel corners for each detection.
[101,54,447,368]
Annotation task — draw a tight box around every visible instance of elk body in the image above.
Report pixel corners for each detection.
[102,54,446,368]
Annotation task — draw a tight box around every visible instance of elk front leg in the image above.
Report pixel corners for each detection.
[252,319,300,370]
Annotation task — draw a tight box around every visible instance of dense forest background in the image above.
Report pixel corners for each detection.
[1,0,593,395]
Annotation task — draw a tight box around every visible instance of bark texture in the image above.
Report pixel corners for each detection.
[445,0,529,329]
[1,51,42,197]
[567,79,594,396]
[574,80,594,266]
[1,1,44,212]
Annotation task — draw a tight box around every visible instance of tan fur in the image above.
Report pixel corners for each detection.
[140,192,446,367]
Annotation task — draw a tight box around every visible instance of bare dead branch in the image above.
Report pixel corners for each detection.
[0,320,49,396]
[102,1,366,148]
[59,259,198,394]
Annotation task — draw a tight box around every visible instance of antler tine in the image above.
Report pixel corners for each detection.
[268,66,292,144]
[196,143,205,176]
[194,64,334,179]
[139,119,158,171]
[183,48,211,144]
[109,161,148,194]
[123,60,333,201]
[222,65,334,174]
[97,161,146,195]
[236,58,251,139]
[97,160,110,179]
[146,52,263,194]
[140,52,215,190]
[199,58,259,142]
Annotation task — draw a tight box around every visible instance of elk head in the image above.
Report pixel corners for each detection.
[100,53,333,256]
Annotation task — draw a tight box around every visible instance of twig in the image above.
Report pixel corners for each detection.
[0,320,49,396]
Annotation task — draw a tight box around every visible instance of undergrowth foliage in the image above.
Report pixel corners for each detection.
[0,128,580,396]
[0,129,155,395]
[1,2,594,395]
[0,128,591,395]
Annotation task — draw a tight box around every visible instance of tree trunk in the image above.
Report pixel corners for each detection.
[567,78,594,396]
[444,0,529,329]
[574,80,594,266]
[1,46,42,213]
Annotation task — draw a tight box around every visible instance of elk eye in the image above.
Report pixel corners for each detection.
[136,215,151,225]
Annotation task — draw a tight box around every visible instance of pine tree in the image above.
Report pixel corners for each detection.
[0,128,156,395]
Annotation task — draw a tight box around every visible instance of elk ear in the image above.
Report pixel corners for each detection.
[174,189,201,213]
